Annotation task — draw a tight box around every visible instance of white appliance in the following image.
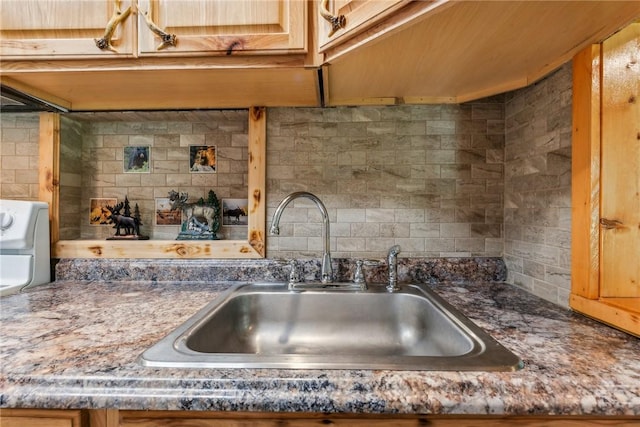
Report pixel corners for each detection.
[0,199,50,296]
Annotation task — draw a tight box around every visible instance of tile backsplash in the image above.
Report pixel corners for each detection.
[504,63,573,306]
[265,102,505,260]
[0,62,574,307]
[0,113,40,199]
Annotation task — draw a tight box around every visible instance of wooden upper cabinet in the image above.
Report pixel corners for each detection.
[0,0,136,58]
[137,0,307,56]
[317,0,410,53]
[599,23,640,298]
[0,0,306,59]
[570,23,640,337]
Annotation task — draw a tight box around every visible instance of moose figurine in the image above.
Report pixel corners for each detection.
[105,197,148,240]
[168,189,221,240]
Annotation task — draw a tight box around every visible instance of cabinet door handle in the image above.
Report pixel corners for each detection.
[320,0,346,37]
[600,218,626,230]
[140,7,177,50]
[95,0,132,52]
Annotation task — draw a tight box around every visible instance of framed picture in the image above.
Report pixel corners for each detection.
[189,145,216,173]
[89,198,117,226]
[124,146,150,173]
[222,198,248,226]
[155,198,182,226]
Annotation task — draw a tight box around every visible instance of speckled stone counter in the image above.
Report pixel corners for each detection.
[53,257,508,284]
[1,259,639,416]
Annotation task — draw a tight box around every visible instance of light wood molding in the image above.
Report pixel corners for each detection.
[571,44,601,300]
[0,76,71,111]
[48,107,267,259]
[570,295,639,338]
[328,96,398,106]
[247,106,267,257]
[403,96,457,105]
[39,113,61,245]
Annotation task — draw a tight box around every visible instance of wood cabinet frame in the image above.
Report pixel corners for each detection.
[86,409,640,426]
[0,408,85,427]
[570,37,639,337]
[38,107,266,259]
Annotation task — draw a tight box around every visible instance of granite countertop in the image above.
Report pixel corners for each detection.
[1,275,639,416]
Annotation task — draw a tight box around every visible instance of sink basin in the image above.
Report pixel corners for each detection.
[139,283,522,371]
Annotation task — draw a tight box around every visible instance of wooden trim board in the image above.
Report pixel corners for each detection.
[570,44,601,300]
[570,295,640,338]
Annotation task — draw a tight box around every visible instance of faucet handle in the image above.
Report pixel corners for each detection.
[353,260,365,283]
[353,259,367,290]
[288,259,302,286]
[386,245,401,292]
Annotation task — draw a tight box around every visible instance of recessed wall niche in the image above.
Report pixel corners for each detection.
[49,109,266,259]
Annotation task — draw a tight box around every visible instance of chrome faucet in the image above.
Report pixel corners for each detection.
[270,192,333,284]
[386,245,401,292]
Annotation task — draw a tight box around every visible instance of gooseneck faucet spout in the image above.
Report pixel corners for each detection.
[270,192,333,284]
[387,245,401,292]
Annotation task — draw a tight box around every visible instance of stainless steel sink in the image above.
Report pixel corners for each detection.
[139,283,523,371]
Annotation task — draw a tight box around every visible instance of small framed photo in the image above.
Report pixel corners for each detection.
[155,198,182,226]
[89,198,117,226]
[124,146,150,173]
[190,145,216,173]
[222,199,248,226]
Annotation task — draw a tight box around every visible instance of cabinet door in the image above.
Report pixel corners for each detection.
[1,418,72,427]
[600,23,640,298]
[137,0,306,56]
[0,0,135,58]
[317,0,409,51]
[0,409,84,427]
